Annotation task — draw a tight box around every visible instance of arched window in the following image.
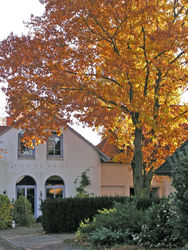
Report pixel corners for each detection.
[16,175,37,217]
[45,175,65,199]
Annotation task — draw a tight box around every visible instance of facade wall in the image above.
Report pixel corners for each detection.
[0,127,101,217]
[101,163,173,197]
[0,126,175,218]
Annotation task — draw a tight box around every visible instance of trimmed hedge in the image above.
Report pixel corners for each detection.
[41,196,132,233]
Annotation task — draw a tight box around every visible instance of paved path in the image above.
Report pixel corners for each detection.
[0,237,18,250]
[0,224,83,250]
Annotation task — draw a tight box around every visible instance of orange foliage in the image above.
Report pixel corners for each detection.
[0,0,187,170]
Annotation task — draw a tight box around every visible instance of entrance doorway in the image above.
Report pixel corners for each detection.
[45,175,64,199]
[16,176,37,217]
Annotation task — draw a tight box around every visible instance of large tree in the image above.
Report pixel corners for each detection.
[0,0,187,197]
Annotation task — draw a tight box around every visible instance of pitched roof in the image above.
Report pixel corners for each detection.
[96,138,121,159]
[155,139,188,176]
[0,125,110,163]
[67,126,110,162]
[0,126,12,136]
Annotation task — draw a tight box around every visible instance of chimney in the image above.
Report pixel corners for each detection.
[6,117,14,126]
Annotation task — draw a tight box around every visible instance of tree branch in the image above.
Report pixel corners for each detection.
[141,26,150,97]
[126,72,133,103]
[170,50,184,64]
[83,18,112,44]
[111,16,127,39]
[100,75,122,87]
[153,69,161,124]
[88,89,130,114]
[88,12,121,56]
[172,0,184,23]
[162,50,185,78]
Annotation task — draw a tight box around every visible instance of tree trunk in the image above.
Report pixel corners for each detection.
[131,126,153,198]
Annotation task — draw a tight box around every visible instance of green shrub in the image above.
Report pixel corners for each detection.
[77,200,146,247]
[0,195,13,229]
[89,227,130,247]
[41,196,131,233]
[172,154,188,246]
[13,195,35,226]
[136,197,163,210]
[133,199,180,248]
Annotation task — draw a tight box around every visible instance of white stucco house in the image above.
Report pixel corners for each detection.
[0,118,173,217]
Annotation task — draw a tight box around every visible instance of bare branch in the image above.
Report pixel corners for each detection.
[172,0,185,23]
[170,50,184,64]
[111,16,127,39]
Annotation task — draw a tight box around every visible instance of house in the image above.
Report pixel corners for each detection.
[155,139,188,194]
[97,138,172,198]
[0,118,172,217]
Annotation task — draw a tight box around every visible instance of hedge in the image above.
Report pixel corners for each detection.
[41,196,132,233]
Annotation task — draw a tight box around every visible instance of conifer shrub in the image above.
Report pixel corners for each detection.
[0,194,13,229]
[41,196,131,233]
[77,200,145,247]
[13,195,35,226]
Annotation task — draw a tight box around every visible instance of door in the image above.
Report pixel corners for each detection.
[16,185,37,217]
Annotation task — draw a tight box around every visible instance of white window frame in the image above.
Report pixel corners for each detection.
[18,133,35,159]
[47,133,63,158]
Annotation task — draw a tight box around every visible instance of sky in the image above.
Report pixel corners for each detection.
[0,0,101,145]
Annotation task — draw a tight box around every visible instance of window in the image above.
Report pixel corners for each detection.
[150,187,159,198]
[130,187,134,196]
[18,133,35,158]
[47,132,63,157]
[45,175,64,198]
[129,187,159,198]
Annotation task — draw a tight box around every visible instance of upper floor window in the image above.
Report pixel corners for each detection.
[18,133,35,158]
[47,132,63,157]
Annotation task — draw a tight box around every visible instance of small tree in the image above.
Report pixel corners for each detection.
[171,141,188,245]
[74,169,92,198]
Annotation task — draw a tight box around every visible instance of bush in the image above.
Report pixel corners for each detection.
[133,199,180,248]
[172,154,188,246]
[136,197,163,210]
[41,196,131,233]
[13,195,35,226]
[77,200,146,247]
[0,195,13,229]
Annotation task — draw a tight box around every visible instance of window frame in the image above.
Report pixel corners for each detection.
[18,133,35,159]
[47,133,63,158]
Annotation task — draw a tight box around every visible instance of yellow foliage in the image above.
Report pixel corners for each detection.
[0,0,187,173]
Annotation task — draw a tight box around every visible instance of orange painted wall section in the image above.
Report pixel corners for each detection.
[101,163,174,197]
